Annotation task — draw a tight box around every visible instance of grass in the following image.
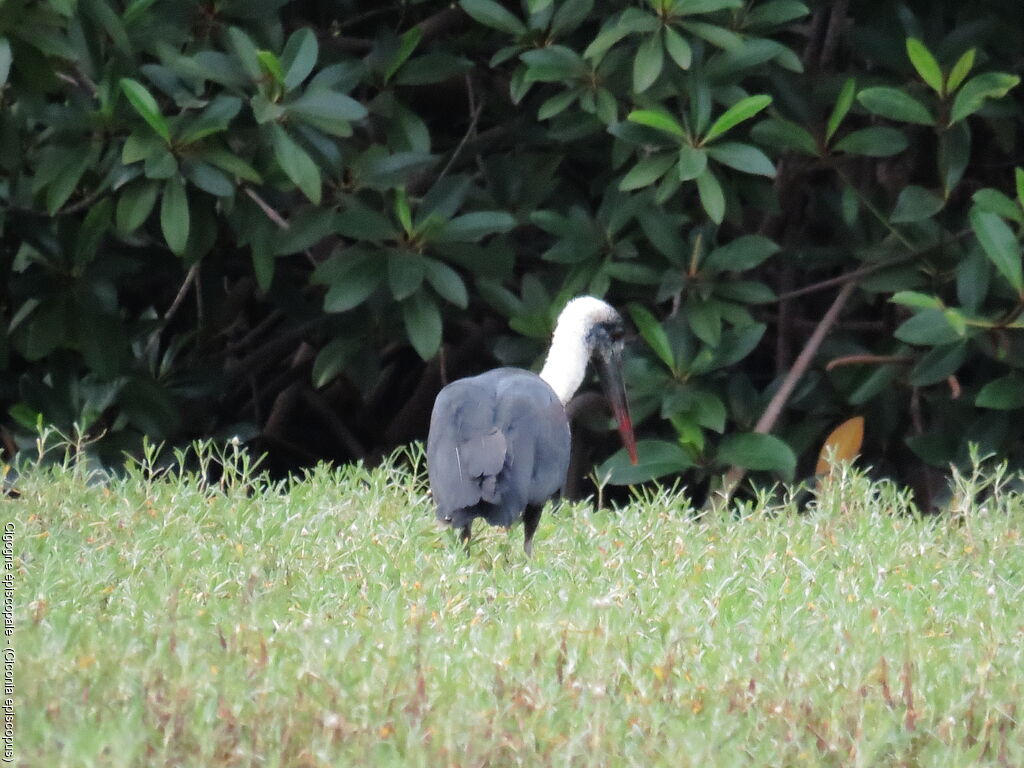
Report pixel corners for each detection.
[8,441,1024,767]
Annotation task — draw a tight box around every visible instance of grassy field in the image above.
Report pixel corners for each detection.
[8,443,1024,767]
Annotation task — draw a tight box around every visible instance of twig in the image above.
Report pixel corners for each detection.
[436,75,484,183]
[165,263,200,324]
[826,353,911,371]
[819,0,850,68]
[836,167,917,252]
[244,187,290,229]
[710,281,859,511]
[144,263,200,361]
[776,228,972,302]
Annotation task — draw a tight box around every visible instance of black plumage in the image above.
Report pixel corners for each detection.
[427,368,570,555]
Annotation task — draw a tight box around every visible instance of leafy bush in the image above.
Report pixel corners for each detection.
[1,0,1022,503]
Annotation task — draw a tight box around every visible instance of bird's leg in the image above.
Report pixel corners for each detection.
[460,522,472,553]
[522,505,542,558]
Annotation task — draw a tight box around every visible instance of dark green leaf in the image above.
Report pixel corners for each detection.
[281,27,318,91]
[384,28,421,83]
[833,126,908,156]
[160,176,190,255]
[633,32,664,93]
[335,199,398,242]
[521,46,587,81]
[702,95,772,143]
[551,0,593,36]
[403,291,443,359]
[826,77,856,142]
[199,148,262,184]
[677,145,707,181]
[946,48,975,94]
[226,27,263,81]
[938,119,970,197]
[687,299,721,346]
[459,0,527,35]
[273,207,337,255]
[322,254,383,312]
[598,439,693,485]
[252,241,274,291]
[950,72,1020,124]
[706,142,776,177]
[120,78,170,143]
[744,1,809,28]
[909,342,967,386]
[116,180,159,233]
[679,21,743,50]
[637,209,687,263]
[857,87,934,125]
[663,26,692,69]
[270,124,321,204]
[695,167,725,223]
[423,258,469,308]
[970,208,1023,294]
[848,364,899,405]
[312,337,363,388]
[177,95,242,145]
[620,153,675,191]
[976,375,1024,410]
[894,309,964,345]
[583,9,658,61]
[388,251,426,300]
[538,89,579,120]
[890,290,942,310]
[957,246,991,312]
[629,305,674,371]
[0,38,11,89]
[183,160,234,197]
[890,185,943,222]
[750,117,818,155]
[704,235,780,272]
[627,108,685,138]
[256,49,285,84]
[906,38,943,95]
[433,211,516,243]
[286,89,367,136]
[972,189,1023,224]
[718,432,796,477]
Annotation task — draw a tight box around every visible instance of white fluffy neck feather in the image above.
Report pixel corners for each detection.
[539,296,617,404]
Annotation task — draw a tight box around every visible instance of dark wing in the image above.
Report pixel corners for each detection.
[427,377,509,521]
[493,373,571,513]
[427,369,570,528]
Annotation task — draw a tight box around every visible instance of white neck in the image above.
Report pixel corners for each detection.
[538,296,619,404]
[539,323,590,404]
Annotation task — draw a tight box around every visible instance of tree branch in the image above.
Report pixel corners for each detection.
[710,281,859,511]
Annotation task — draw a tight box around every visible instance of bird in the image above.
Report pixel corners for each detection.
[427,296,638,556]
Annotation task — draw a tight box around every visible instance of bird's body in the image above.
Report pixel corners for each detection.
[427,296,637,555]
[427,369,570,545]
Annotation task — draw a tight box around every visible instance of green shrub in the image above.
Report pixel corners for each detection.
[1,0,1022,500]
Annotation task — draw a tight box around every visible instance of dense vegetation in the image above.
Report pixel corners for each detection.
[12,448,1024,765]
[2,0,1023,504]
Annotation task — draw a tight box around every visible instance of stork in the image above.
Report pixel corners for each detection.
[427,296,638,555]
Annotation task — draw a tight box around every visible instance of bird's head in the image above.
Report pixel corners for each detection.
[554,297,639,465]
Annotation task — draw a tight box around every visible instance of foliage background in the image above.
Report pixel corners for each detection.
[1,0,1023,506]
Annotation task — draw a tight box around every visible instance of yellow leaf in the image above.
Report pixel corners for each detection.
[815,416,864,475]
